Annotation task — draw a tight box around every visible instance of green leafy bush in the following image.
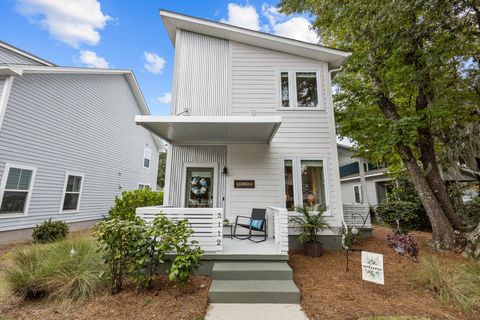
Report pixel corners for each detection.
[5,237,105,301]
[376,201,429,234]
[94,217,144,293]
[108,189,163,220]
[168,219,203,285]
[290,206,331,244]
[419,256,480,310]
[32,219,69,243]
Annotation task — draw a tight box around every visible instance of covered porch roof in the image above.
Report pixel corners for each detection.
[135,115,282,144]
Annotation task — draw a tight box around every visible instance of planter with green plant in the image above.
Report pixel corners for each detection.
[290,206,331,257]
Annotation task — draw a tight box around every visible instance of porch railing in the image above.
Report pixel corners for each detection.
[342,204,371,229]
[267,206,289,254]
[136,206,224,254]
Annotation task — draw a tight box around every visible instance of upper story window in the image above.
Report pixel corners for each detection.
[279,71,322,109]
[143,148,151,168]
[61,173,83,212]
[138,183,151,190]
[0,164,36,215]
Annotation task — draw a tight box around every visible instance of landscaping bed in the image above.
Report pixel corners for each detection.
[0,275,210,320]
[290,226,478,320]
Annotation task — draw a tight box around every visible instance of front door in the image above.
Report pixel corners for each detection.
[185,167,214,208]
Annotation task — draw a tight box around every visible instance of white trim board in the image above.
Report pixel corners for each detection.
[0,76,14,130]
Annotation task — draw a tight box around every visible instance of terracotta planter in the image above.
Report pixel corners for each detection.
[305,242,324,257]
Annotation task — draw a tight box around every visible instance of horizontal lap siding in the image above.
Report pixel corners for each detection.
[0,73,158,231]
[0,47,40,65]
[340,177,390,206]
[175,31,228,116]
[227,42,343,227]
[168,145,226,208]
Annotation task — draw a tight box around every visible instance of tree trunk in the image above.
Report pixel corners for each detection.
[373,86,455,247]
[417,126,463,229]
[416,83,463,229]
[397,144,455,247]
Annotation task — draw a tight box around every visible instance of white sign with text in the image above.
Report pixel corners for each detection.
[361,251,384,285]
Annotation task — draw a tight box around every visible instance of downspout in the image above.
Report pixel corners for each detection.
[329,65,348,248]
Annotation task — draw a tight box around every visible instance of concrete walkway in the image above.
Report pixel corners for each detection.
[205,304,309,320]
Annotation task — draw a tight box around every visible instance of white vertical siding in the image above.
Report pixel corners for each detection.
[226,41,343,227]
[0,46,41,65]
[168,145,226,208]
[0,73,158,231]
[174,31,228,116]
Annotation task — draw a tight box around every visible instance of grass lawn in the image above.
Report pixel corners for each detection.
[290,226,478,320]
[0,233,210,320]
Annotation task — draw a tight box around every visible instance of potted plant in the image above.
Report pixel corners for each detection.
[290,206,331,257]
[223,218,230,226]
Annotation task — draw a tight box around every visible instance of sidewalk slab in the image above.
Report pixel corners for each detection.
[205,303,309,320]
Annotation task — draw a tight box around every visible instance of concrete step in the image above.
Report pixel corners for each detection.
[208,280,301,304]
[212,262,293,280]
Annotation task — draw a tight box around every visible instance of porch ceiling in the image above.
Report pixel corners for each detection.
[135,115,282,144]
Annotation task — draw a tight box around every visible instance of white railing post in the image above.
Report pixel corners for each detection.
[135,206,224,254]
[268,206,289,254]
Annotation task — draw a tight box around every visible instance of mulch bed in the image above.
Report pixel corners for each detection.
[289,226,477,320]
[0,276,210,320]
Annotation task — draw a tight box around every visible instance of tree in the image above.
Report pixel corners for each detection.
[280,0,480,248]
[157,152,167,189]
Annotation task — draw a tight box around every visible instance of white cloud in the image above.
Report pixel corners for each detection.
[78,50,109,68]
[272,17,319,43]
[221,3,260,31]
[16,0,111,47]
[156,92,172,104]
[222,3,319,44]
[144,51,166,74]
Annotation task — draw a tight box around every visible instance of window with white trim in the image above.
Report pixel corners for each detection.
[61,174,83,211]
[143,148,151,168]
[0,165,35,214]
[283,158,328,212]
[138,183,151,190]
[279,71,321,109]
[354,185,363,204]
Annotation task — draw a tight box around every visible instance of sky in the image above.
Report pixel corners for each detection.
[0,0,323,117]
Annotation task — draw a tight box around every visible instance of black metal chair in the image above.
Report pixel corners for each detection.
[233,208,267,243]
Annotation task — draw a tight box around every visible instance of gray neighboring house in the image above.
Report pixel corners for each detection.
[0,41,161,242]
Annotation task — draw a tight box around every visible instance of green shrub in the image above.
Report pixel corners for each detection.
[4,237,105,301]
[419,256,480,310]
[32,219,69,243]
[94,217,144,294]
[376,201,429,234]
[168,219,203,285]
[461,197,480,226]
[108,189,163,220]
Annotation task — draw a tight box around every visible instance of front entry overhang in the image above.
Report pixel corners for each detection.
[135,115,282,144]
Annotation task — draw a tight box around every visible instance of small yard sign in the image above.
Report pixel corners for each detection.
[361,251,384,285]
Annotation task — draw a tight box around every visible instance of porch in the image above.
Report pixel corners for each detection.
[135,206,289,258]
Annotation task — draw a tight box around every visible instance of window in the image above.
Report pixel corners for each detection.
[0,165,35,215]
[143,148,151,168]
[283,160,295,211]
[61,173,83,212]
[300,160,326,210]
[138,183,151,190]
[280,72,290,107]
[279,71,321,109]
[296,72,318,107]
[283,158,328,213]
[354,185,363,204]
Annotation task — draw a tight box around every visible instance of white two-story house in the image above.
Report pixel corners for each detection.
[136,10,351,251]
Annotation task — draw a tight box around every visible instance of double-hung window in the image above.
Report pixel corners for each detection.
[278,71,321,109]
[0,164,36,215]
[143,148,151,168]
[60,173,83,212]
[353,185,363,204]
[283,158,328,212]
[138,183,151,190]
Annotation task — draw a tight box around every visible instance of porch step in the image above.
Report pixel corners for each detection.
[208,280,300,304]
[212,262,292,280]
